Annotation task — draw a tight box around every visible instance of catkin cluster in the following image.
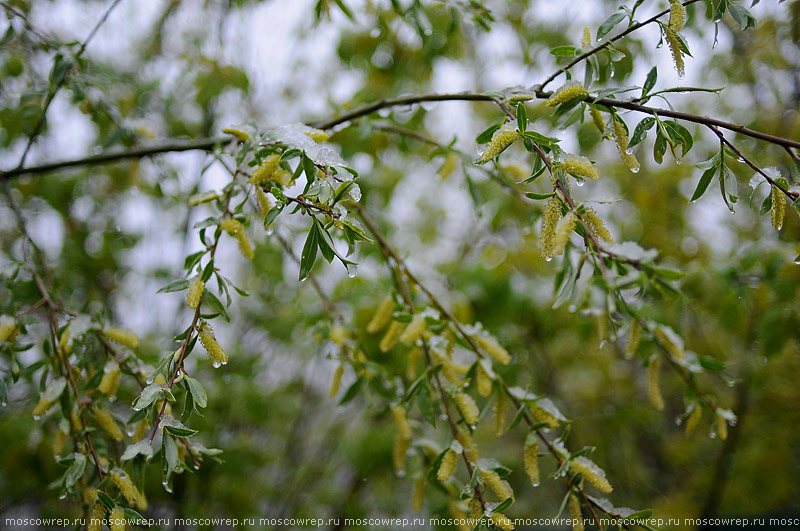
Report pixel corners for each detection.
[481,125,520,162]
[546,82,589,107]
[220,218,254,260]
[250,154,292,187]
[198,324,229,367]
[612,119,641,172]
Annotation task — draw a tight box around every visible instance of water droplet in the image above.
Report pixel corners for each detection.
[370,28,381,38]
[1,401,6,407]
[265,226,274,236]
[212,361,221,368]
[346,263,358,278]
[33,415,41,420]
[630,166,640,174]
[485,511,493,518]
[396,470,407,478]
[676,417,683,426]
[59,493,67,500]
[675,159,682,165]
[162,481,173,493]
[710,431,717,439]
[677,71,685,80]
[727,381,735,388]
[193,463,200,470]
[545,257,553,262]
[625,148,633,155]
[108,396,117,403]
[378,108,391,118]
[576,180,585,187]
[532,482,540,488]
[737,157,745,163]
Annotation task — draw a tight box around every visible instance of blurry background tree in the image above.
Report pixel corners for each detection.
[0,0,799,529]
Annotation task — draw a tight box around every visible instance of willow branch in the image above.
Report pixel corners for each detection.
[537,0,703,91]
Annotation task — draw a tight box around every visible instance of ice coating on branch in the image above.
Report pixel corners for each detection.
[605,241,658,262]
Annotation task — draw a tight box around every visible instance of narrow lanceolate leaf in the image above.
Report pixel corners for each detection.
[691,165,718,202]
[516,103,528,133]
[186,376,208,408]
[299,222,319,281]
[157,279,190,294]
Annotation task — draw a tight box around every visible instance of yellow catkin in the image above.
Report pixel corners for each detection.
[52,428,68,456]
[590,108,606,135]
[468,496,482,519]
[438,152,458,180]
[221,127,250,142]
[329,324,349,346]
[0,315,19,343]
[455,393,480,426]
[187,277,204,309]
[611,118,640,172]
[256,187,272,222]
[109,507,126,531]
[491,513,515,531]
[456,424,479,462]
[437,449,459,482]
[449,501,472,531]
[329,364,344,398]
[70,408,82,432]
[188,191,219,206]
[435,351,469,385]
[583,207,614,243]
[539,195,562,260]
[493,394,508,436]
[716,412,728,441]
[379,320,405,353]
[83,487,97,506]
[220,218,254,260]
[625,319,642,359]
[475,364,493,397]
[399,314,427,344]
[250,154,281,186]
[103,327,139,349]
[110,469,146,509]
[392,405,413,440]
[132,419,148,442]
[654,328,685,360]
[32,395,57,418]
[474,334,511,365]
[685,405,702,436]
[546,83,589,107]
[198,325,228,367]
[305,128,330,143]
[571,457,613,493]
[664,26,685,77]
[550,212,577,257]
[367,295,395,334]
[88,504,105,531]
[58,325,72,358]
[480,468,514,501]
[581,26,591,48]
[561,155,599,180]
[569,493,584,531]
[98,361,121,398]
[407,347,421,380]
[481,127,520,162]
[647,357,665,411]
[94,408,124,441]
[524,439,540,486]
[392,433,409,474]
[529,403,560,430]
[669,0,686,32]
[771,186,786,230]
[411,476,426,512]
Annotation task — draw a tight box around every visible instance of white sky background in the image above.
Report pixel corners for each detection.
[0,0,795,353]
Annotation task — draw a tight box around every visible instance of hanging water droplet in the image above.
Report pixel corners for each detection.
[737,157,745,163]
[533,482,540,488]
[676,417,683,426]
[727,381,735,388]
[625,148,633,155]
[396,470,407,478]
[59,493,67,500]
[162,480,173,493]
[710,431,717,439]
[1,401,7,407]
[631,166,640,174]
[576,180,585,187]
[349,183,362,202]
[346,263,358,278]
[212,361,221,369]
[193,463,200,470]
[545,256,553,262]
[370,28,381,38]
[677,70,685,80]
[265,226,274,236]
[33,415,41,421]
[675,159,682,165]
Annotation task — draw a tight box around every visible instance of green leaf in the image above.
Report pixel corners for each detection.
[663,120,694,156]
[691,165,718,201]
[597,12,626,40]
[264,203,285,227]
[728,3,756,30]
[525,192,554,200]
[550,45,577,56]
[653,129,667,165]
[760,193,773,215]
[165,424,199,437]
[339,376,364,405]
[132,383,162,411]
[642,66,657,96]
[186,377,208,408]
[299,221,319,281]
[201,290,230,322]
[157,279,190,294]
[516,103,527,133]
[96,490,115,511]
[62,453,86,489]
[698,356,726,372]
[0,378,7,406]
[121,440,154,461]
[163,433,179,475]
[183,251,205,271]
[475,123,501,144]
[628,117,655,148]
[493,497,514,513]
